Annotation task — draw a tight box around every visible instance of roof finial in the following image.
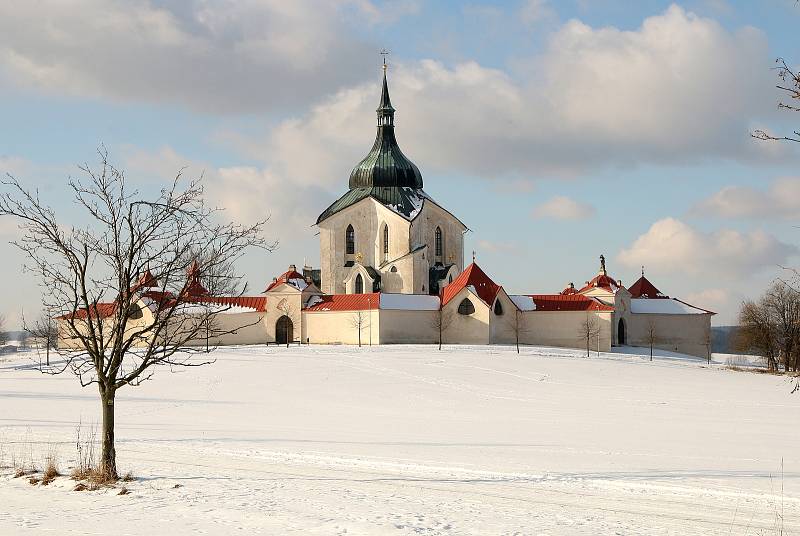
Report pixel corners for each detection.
[642,265,645,277]
[472,250,476,264]
[380,48,389,71]
[599,254,606,275]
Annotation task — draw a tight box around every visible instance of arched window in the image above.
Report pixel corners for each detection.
[383,224,389,261]
[355,273,364,294]
[458,298,475,315]
[346,225,355,255]
[494,300,504,316]
[435,227,443,257]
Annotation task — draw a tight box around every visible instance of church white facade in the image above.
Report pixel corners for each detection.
[57,67,715,358]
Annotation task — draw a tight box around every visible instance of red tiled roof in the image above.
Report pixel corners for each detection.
[56,302,118,320]
[441,263,501,306]
[530,294,614,312]
[579,273,622,293]
[561,283,578,295]
[188,295,267,312]
[305,293,380,312]
[265,269,307,292]
[627,275,667,299]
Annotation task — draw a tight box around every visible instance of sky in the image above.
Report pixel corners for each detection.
[1,0,799,327]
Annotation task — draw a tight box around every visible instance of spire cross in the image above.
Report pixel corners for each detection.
[380,48,389,71]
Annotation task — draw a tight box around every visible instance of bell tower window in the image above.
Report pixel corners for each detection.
[435,227,443,258]
[383,224,389,262]
[346,225,355,255]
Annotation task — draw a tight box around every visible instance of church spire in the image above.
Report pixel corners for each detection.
[377,61,395,127]
[347,59,423,190]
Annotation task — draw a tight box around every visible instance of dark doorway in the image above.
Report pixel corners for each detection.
[276,315,293,345]
[618,318,626,345]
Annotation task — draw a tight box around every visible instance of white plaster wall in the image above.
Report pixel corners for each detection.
[442,288,491,344]
[518,311,613,352]
[302,309,380,345]
[379,310,439,343]
[627,313,712,358]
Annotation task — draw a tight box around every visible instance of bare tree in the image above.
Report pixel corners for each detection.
[508,308,530,354]
[349,310,369,347]
[644,319,658,362]
[25,313,59,366]
[753,58,800,143]
[737,298,781,371]
[0,149,271,478]
[430,307,453,351]
[578,315,600,358]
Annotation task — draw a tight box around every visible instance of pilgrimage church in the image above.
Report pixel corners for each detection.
[58,66,715,357]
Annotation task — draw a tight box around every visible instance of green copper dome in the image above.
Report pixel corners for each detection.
[348,69,423,190]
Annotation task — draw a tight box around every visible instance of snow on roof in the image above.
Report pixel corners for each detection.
[509,295,536,311]
[265,268,308,292]
[630,298,713,315]
[379,293,441,311]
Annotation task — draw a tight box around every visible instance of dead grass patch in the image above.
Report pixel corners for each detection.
[118,487,130,495]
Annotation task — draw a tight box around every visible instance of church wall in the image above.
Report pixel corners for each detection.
[627,313,711,358]
[379,310,439,344]
[302,309,380,345]
[519,311,613,352]
[318,200,380,295]
[411,201,465,271]
[443,288,491,344]
[181,311,267,347]
[489,290,519,345]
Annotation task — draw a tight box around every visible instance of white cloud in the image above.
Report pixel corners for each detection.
[520,0,556,25]
[229,5,776,186]
[0,0,383,113]
[532,196,595,220]
[684,288,730,310]
[691,177,800,220]
[617,218,798,278]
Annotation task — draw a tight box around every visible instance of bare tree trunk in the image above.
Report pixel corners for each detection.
[516,312,520,354]
[438,322,442,351]
[358,327,362,348]
[100,387,117,478]
[650,343,653,361]
[46,343,50,366]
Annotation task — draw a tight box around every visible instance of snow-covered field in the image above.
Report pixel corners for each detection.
[1,344,798,535]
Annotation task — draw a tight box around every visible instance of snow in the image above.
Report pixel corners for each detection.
[305,295,323,308]
[630,298,709,314]
[509,294,537,311]
[286,277,308,291]
[379,293,440,310]
[1,344,799,535]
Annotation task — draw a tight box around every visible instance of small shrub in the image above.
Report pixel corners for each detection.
[72,483,87,492]
[28,476,40,486]
[41,447,60,485]
[118,487,130,495]
[121,471,135,482]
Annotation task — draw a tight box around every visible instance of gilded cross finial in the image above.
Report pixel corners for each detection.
[380,48,389,72]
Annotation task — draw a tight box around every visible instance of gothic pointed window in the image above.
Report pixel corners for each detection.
[494,300,504,316]
[458,298,475,315]
[346,225,355,255]
[435,227,443,257]
[383,224,389,262]
[355,274,364,294]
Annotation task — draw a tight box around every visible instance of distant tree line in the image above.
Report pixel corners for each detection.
[736,281,800,372]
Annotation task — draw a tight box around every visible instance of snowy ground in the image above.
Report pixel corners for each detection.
[1,344,798,535]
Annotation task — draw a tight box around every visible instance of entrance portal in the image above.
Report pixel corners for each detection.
[276,315,294,345]
[617,318,626,345]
